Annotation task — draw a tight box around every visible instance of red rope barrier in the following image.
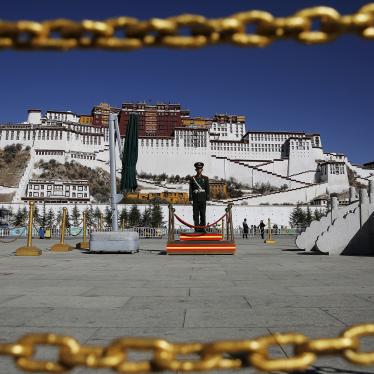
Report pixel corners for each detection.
[174,212,227,229]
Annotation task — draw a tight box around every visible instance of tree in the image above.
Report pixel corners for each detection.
[150,202,163,228]
[21,207,28,225]
[33,205,40,226]
[129,205,141,227]
[46,208,55,228]
[305,206,313,226]
[314,209,324,221]
[40,203,47,227]
[289,205,306,228]
[12,207,24,226]
[104,206,112,227]
[119,207,129,229]
[72,204,81,226]
[141,207,152,227]
[85,206,94,228]
[56,210,62,227]
[93,207,102,227]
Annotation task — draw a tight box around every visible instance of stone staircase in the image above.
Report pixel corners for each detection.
[211,155,312,187]
[295,182,374,256]
[296,189,359,252]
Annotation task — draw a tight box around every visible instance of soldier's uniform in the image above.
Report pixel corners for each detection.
[189,162,210,232]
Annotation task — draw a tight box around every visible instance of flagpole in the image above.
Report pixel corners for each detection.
[109,113,118,231]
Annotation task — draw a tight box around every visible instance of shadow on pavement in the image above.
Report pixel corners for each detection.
[294,366,374,374]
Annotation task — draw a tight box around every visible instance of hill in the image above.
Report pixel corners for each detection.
[0,144,31,202]
[36,159,113,203]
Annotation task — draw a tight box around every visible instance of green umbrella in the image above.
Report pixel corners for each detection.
[120,113,139,192]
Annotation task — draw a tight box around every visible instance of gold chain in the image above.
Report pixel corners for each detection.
[0,4,374,50]
[1,324,374,372]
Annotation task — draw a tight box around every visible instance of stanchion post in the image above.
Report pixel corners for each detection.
[265,217,276,244]
[167,203,175,243]
[228,204,234,242]
[15,201,41,256]
[51,207,73,252]
[76,211,89,250]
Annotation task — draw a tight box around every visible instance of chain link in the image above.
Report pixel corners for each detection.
[0,324,373,372]
[0,4,374,50]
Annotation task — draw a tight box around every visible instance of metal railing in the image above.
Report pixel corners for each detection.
[1,225,302,241]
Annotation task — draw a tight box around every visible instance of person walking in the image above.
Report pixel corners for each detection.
[38,226,45,239]
[259,220,266,239]
[242,218,249,239]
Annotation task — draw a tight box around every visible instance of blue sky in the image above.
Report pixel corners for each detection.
[1,0,373,164]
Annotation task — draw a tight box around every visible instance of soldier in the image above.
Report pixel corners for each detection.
[189,162,210,232]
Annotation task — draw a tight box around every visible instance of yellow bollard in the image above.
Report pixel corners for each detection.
[51,208,73,252]
[15,201,41,256]
[265,217,276,244]
[76,211,89,250]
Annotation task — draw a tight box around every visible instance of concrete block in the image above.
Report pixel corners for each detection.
[90,231,139,253]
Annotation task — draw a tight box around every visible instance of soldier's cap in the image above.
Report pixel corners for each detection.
[194,162,204,169]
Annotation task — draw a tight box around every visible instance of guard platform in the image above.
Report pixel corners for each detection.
[166,204,236,255]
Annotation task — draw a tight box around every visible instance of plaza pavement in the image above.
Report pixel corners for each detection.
[0,235,374,373]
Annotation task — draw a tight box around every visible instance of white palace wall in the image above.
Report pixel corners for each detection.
[0,123,351,200]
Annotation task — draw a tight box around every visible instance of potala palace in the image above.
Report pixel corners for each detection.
[0,102,373,207]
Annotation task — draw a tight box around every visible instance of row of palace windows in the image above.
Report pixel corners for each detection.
[36,150,63,156]
[250,133,297,142]
[211,144,249,151]
[252,144,283,152]
[67,124,104,134]
[320,164,345,175]
[29,184,87,191]
[141,139,177,147]
[0,129,106,143]
[71,153,95,160]
[28,191,88,198]
[184,140,207,148]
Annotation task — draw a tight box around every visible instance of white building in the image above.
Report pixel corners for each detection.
[23,179,90,204]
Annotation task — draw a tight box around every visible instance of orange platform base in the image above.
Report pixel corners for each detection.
[179,232,223,241]
[167,240,236,255]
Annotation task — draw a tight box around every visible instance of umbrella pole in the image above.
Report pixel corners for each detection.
[109,113,119,232]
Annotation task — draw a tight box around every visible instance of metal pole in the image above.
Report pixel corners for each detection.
[268,218,272,241]
[83,211,87,243]
[109,113,119,231]
[61,208,66,245]
[26,201,34,247]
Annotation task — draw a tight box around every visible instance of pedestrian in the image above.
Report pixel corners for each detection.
[189,162,210,233]
[259,220,266,239]
[38,226,45,239]
[242,218,249,239]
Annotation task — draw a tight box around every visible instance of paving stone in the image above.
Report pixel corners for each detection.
[27,307,185,328]
[0,295,130,309]
[122,296,250,311]
[0,237,373,374]
[185,308,343,328]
